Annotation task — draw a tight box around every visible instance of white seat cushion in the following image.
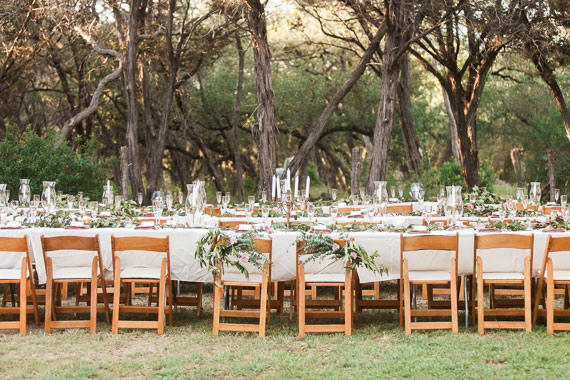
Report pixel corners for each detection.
[53,267,98,280]
[305,273,347,283]
[482,272,524,281]
[222,272,264,283]
[408,270,451,282]
[120,267,162,280]
[545,270,570,281]
[0,269,24,281]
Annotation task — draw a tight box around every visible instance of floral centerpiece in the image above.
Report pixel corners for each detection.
[195,229,266,286]
[296,232,387,274]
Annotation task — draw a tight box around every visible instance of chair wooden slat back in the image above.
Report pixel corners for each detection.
[543,206,561,215]
[401,234,458,253]
[475,234,533,250]
[338,207,360,215]
[516,203,538,211]
[42,235,99,253]
[204,206,221,216]
[111,236,169,253]
[253,238,272,255]
[218,220,253,229]
[0,236,29,252]
[386,204,413,214]
[546,235,570,253]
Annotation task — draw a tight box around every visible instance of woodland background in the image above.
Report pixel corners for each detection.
[0,0,569,201]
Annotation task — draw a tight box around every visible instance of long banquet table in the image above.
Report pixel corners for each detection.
[0,226,567,285]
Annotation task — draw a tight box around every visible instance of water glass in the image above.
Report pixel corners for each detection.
[248,195,255,208]
[261,190,267,203]
[89,201,98,218]
[516,187,524,202]
[554,189,560,203]
[166,192,173,211]
[78,200,86,217]
[137,192,144,207]
[261,204,270,224]
[562,195,568,208]
[216,191,222,206]
[307,202,315,221]
[331,189,337,201]
[390,186,396,199]
[67,195,75,210]
[153,199,163,225]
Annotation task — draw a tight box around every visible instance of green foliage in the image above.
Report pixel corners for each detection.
[421,160,499,198]
[0,126,107,199]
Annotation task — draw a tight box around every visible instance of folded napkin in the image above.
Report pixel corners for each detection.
[65,225,90,230]
[478,228,500,232]
[541,225,566,233]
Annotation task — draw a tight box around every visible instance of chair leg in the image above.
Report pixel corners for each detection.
[524,256,532,333]
[196,282,203,318]
[212,279,221,336]
[157,259,166,335]
[399,278,404,328]
[477,257,484,336]
[19,258,27,334]
[533,274,545,326]
[547,258,554,335]
[298,262,306,338]
[259,263,269,338]
[344,271,352,336]
[450,258,458,333]
[45,258,53,333]
[90,257,98,333]
[373,281,380,300]
[112,258,121,334]
[167,276,173,326]
[403,259,411,336]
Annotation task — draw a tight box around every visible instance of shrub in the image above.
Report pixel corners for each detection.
[0,126,108,199]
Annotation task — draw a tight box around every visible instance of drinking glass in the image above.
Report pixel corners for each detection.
[78,200,86,217]
[178,191,184,205]
[555,189,560,203]
[115,195,123,210]
[223,194,230,209]
[10,200,19,215]
[261,204,270,224]
[137,192,144,207]
[469,193,476,205]
[77,192,83,201]
[516,187,524,202]
[351,194,359,206]
[562,195,568,208]
[359,187,365,201]
[67,195,75,210]
[424,205,433,231]
[153,199,163,225]
[331,189,337,201]
[390,186,396,199]
[522,194,529,210]
[216,191,222,206]
[33,194,40,204]
[307,202,315,221]
[6,190,10,203]
[248,195,255,208]
[398,185,404,200]
[57,191,63,203]
[166,192,173,211]
[30,200,39,222]
[18,179,31,206]
[89,201,98,219]
[330,205,338,224]
[261,190,267,204]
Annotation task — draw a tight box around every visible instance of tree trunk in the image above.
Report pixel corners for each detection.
[367,12,402,193]
[441,86,460,164]
[245,0,277,196]
[351,147,363,196]
[546,148,556,202]
[231,31,245,202]
[396,53,423,178]
[287,23,387,178]
[124,0,144,197]
[120,146,129,198]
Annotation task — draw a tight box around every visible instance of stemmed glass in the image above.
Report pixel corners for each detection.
[359,187,365,202]
[261,191,267,204]
[307,202,315,221]
[331,189,337,202]
[166,192,173,212]
[153,199,163,225]
[89,201,98,219]
[248,195,255,209]
[178,191,184,205]
[516,187,524,202]
[398,185,404,201]
[554,188,560,204]
[137,192,144,208]
[29,200,39,223]
[562,195,568,209]
[67,195,75,210]
[390,186,396,199]
[10,200,19,216]
[78,200,87,218]
[330,205,338,225]
[223,194,230,210]
[424,205,433,232]
[261,204,270,225]
[216,191,222,207]
[522,195,529,211]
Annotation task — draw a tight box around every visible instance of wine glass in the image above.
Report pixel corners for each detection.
[29,200,39,222]
[307,202,315,221]
[153,199,163,225]
[522,194,529,211]
[178,191,184,205]
[516,187,524,202]
[137,192,143,207]
[390,186,396,199]
[398,185,404,200]
[359,187,365,201]
[555,188,560,204]
[10,200,19,216]
[331,189,337,202]
[223,194,230,210]
[248,195,255,208]
[77,192,83,202]
[424,205,433,231]
[67,195,75,210]
[57,191,63,203]
[115,195,123,210]
[216,191,222,206]
[166,192,173,211]
[89,201,98,219]
[562,195,568,209]
[78,200,86,218]
[261,204,270,225]
[33,194,40,203]
[330,205,338,224]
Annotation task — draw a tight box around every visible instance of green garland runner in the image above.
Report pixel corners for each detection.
[195,229,266,286]
[297,232,387,275]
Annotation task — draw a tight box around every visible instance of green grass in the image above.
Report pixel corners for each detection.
[1,290,570,380]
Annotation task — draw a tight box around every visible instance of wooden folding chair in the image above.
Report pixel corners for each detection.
[296,239,353,337]
[0,236,39,334]
[111,235,173,335]
[212,237,271,337]
[533,235,570,334]
[41,235,109,333]
[386,203,413,214]
[474,233,534,335]
[401,233,459,335]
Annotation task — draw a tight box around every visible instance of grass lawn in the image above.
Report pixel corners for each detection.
[1,287,570,380]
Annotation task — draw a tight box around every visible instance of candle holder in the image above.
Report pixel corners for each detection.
[286,190,293,229]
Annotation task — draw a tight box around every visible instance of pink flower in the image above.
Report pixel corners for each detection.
[351,237,355,242]
[350,251,358,259]
[264,225,273,234]
[332,243,340,250]
[240,253,249,263]
[229,236,238,245]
